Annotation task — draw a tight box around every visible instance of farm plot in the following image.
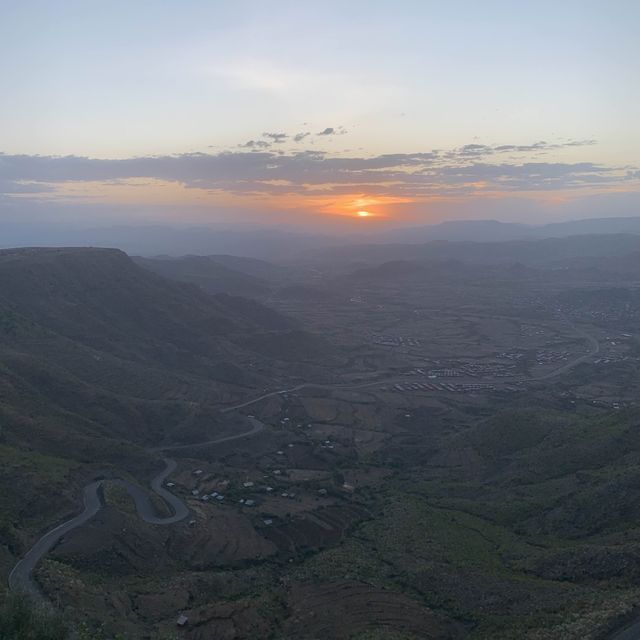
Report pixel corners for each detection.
[282,581,462,640]
[171,506,277,567]
[261,504,368,557]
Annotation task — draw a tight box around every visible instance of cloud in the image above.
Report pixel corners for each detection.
[294,132,310,142]
[451,139,597,159]
[239,139,271,149]
[316,126,348,136]
[263,132,288,143]
[0,142,636,203]
[0,179,55,194]
[456,144,492,157]
[431,162,622,192]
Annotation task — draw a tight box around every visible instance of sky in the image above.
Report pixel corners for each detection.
[1,0,639,232]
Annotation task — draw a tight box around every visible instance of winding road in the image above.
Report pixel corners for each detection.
[8,318,601,600]
[8,481,105,598]
[8,417,265,598]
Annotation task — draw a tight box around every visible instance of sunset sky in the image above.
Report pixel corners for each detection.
[1,0,639,230]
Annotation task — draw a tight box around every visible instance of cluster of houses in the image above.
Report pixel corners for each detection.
[178,456,312,515]
[387,381,499,394]
[405,361,516,379]
[535,349,571,365]
[372,334,421,347]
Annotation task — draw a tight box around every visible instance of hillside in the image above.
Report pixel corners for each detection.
[133,255,271,297]
[0,247,334,571]
[0,248,295,390]
[0,248,332,448]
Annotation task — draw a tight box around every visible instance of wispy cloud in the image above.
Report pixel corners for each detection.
[263,132,288,143]
[239,139,271,149]
[449,139,597,158]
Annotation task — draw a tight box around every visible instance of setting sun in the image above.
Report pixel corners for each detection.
[357,210,371,217]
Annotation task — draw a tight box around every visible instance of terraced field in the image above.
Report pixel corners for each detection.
[262,504,370,557]
[173,507,277,567]
[283,581,462,640]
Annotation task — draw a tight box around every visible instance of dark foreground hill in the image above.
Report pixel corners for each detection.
[0,247,293,397]
[0,247,335,565]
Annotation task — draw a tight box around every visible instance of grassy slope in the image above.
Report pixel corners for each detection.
[290,406,640,639]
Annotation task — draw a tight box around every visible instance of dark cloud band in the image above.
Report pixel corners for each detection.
[0,139,635,199]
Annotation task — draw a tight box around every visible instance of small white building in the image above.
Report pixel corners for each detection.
[176,614,188,627]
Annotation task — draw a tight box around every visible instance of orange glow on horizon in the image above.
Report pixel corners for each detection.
[312,193,416,219]
[21,177,637,228]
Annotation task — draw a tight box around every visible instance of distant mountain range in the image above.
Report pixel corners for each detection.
[2,216,640,259]
[314,233,640,267]
[374,217,640,243]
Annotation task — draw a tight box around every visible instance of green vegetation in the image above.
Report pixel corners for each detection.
[0,594,68,640]
[286,404,640,638]
[6,246,640,638]
[0,593,185,640]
